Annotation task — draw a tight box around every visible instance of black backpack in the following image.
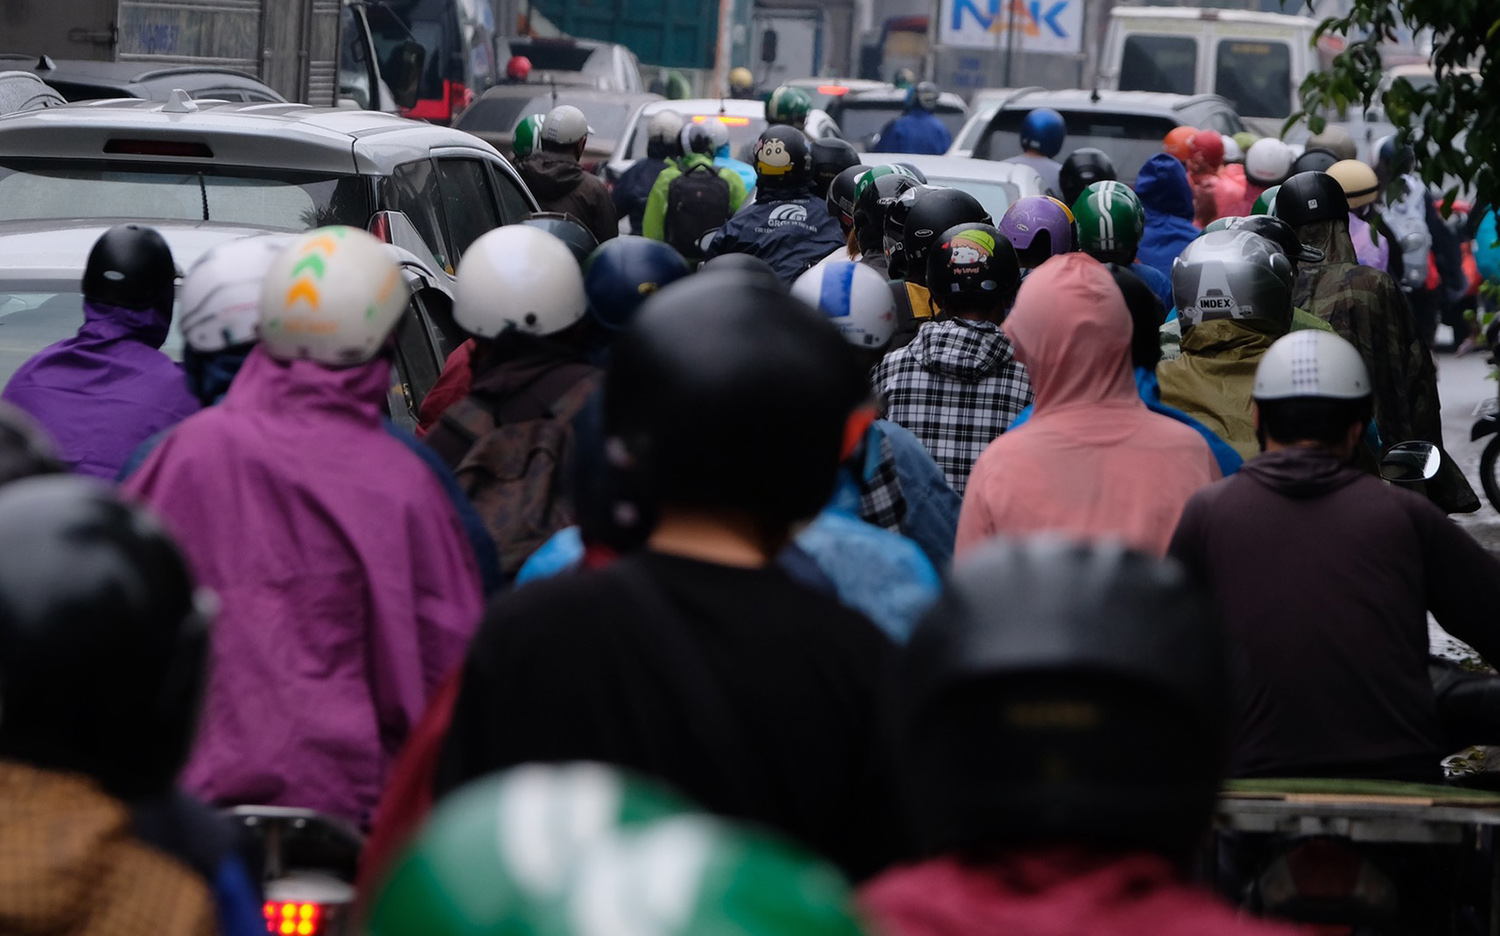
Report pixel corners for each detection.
[664,163,732,260]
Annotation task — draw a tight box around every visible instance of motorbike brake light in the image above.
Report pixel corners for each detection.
[264,901,321,936]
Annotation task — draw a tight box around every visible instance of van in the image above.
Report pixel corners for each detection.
[1097,7,1322,136]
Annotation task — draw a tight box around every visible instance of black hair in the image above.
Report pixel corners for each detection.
[1257,396,1373,447]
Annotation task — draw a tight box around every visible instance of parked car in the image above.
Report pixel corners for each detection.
[971,89,1245,184]
[0,71,65,115]
[499,37,645,94]
[825,87,969,153]
[455,87,661,170]
[367,0,498,125]
[0,56,285,104]
[784,77,889,113]
[0,99,538,283]
[868,154,1046,222]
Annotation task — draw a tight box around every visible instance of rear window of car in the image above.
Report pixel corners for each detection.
[927,176,1019,223]
[368,0,458,99]
[0,281,184,388]
[833,101,967,150]
[457,94,638,144]
[1119,35,1197,97]
[978,109,1179,183]
[1215,40,1292,119]
[509,42,597,73]
[627,113,767,162]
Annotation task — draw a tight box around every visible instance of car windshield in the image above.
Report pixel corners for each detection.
[458,94,637,144]
[927,176,1020,223]
[367,0,457,99]
[1214,40,1292,119]
[509,42,598,73]
[628,113,767,162]
[835,102,967,149]
[979,109,1180,183]
[0,281,183,388]
[0,160,372,231]
[1119,35,1197,96]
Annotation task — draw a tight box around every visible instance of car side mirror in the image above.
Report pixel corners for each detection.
[761,29,778,64]
[1379,441,1441,484]
[388,40,426,111]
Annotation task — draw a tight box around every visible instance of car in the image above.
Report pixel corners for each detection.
[969,88,1246,184]
[784,77,890,113]
[866,154,1046,223]
[0,219,456,428]
[455,87,662,170]
[825,87,969,153]
[365,0,499,125]
[499,36,645,94]
[0,98,538,285]
[0,70,64,115]
[0,56,286,104]
[602,97,842,186]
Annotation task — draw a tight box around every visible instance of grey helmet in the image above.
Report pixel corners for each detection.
[1171,230,1294,332]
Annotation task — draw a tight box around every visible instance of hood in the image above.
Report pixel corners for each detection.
[1241,445,1365,497]
[677,152,718,173]
[471,334,588,398]
[1292,218,1359,265]
[1179,317,1285,357]
[1004,253,1137,412]
[221,344,389,427]
[1135,154,1195,221]
[517,151,587,200]
[911,318,1019,382]
[79,299,172,349]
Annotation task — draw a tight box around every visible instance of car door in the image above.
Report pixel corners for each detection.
[432,154,505,260]
[387,269,452,430]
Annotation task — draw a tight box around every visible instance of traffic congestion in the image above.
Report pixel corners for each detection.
[0,0,1498,933]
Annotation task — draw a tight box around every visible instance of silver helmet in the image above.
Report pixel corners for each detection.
[1171,230,1294,331]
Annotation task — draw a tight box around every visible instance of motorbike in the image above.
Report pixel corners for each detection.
[1472,362,1500,513]
[226,806,362,936]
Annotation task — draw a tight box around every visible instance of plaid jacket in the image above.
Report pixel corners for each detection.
[873,319,1033,494]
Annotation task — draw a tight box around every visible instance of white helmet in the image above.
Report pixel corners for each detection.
[648,109,686,148]
[1221,135,1244,165]
[791,261,897,349]
[1244,138,1295,187]
[454,225,587,338]
[178,235,294,353]
[1254,330,1371,401]
[703,119,730,153]
[258,226,409,367]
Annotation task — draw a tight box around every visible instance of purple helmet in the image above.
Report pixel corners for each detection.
[999,196,1075,269]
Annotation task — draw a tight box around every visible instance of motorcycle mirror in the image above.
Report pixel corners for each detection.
[1379,441,1441,485]
[697,228,719,255]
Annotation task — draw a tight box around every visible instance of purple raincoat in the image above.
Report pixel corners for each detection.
[1349,212,1389,271]
[1,300,200,478]
[122,345,484,824]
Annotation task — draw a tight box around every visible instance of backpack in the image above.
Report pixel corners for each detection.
[439,369,601,580]
[664,163,732,260]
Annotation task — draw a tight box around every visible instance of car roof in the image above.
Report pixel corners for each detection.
[999,88,1233,114]
[787,78,888,91]
[1108,7,1316,26]
[0,99,504,175]
[870,153,1039,184]
[840,89,968,109]
[0,56,268,86]
[636,98,766,118]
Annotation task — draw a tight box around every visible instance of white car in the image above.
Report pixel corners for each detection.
[869,153,1046,223]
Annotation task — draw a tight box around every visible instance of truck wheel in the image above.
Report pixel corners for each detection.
[1482,434,1500,513]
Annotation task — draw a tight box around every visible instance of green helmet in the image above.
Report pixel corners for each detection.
[513,114,545,158]
[766,86,813,126]
[1071,180,1145,263]
[1252,184,1281,216]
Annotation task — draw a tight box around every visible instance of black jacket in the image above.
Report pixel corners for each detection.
[516,152,619,245]
[612,157,667,236]
[706,185,846,284]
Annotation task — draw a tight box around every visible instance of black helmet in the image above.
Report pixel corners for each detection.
[852,171,918,257]
[751,125,813,191]
[827,164,872,233]
[1275,171,1350,227]
[894,537,1226,861]
[926,223,1020,312]
[1058,148,1117,208]
[584,236,692,332]
[521,213,600,267]
[0,404,64,487]
[811,138,861,201]
[0,477,209,799]
[604,271,863,526]
[1103,263,1167,370]
[82,224,176,312]
[1223,214,1324,269]
[893,162,928,184]
[901,188,991,287]
[883,184,939,280]
[1291,147,1339,176]
[699,252,784,290]
[679,122,716,157]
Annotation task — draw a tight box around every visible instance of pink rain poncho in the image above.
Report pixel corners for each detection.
[956,254,1220,558]
[123,345,484,825]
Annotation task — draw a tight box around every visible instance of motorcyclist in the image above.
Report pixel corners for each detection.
[1156,230,1297,462]
[1376,137,1466,349]
[611,108,682,235]
[817,163,873,266]
[997,196,1074,270]
[850,165,920,278]
[812,137,861,199]
[435,269,908,881]
[642,122,748,259]
[1169,329,1500,781]
[887,186,990,342]
[957,254,1220,558]
[1002,107,1065,196]
[0,477,262,936]
[1225,137,1294,218]
[514,104,618,245]
[703,117,757,194]
[874,222,1032,494]
[1071,180,1173,309]
[509,112,544,163]
[2,224,199,478]
[705,126,845,283]
[1134,153,1198,282]
[1326,157,1389,272]
[1184,128,1227,227]
[871,81,952,155]
[765,85,813,132]
[1277,170,1479,512]
[863,537,1298,936]
[122,228,485,825]
[1058,147,1116,208]
[728,65,756,99]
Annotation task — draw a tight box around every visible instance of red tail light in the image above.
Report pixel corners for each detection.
[264,901,322,936]
[400,80,474,125]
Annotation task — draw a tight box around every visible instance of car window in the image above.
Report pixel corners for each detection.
[979,109,1179,184]
[834,102,968,150]
[928,177,1019,223]
[491,166,533,223]
[457,94,638,144]
[390,295,442,422]
[508,42,598,73]
[0,281,184,388]
[1215,40,1292,119]
[435,158,502,259]
[629,113,767,162]
[193,88,247,102]
[389,158,452,270]
[1119,35,1197,96]
[1197,107,1243,135]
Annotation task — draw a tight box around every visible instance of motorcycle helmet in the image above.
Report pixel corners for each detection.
[82,224,176,313]
[1275,171,1350,227]
[647,109,686,158]
[910,80,941,112]
[900,187,991,287]
[894,537,1225,861]
[729,67,754,95]
[455,225,587,338]
[792,261,898,350]
[699,252,783,289]
[702,118,731,156]
[1292,147,1339,176]
[1187,129,1225,172]
[258,226,409,367]
[893,68,916,89]
[1244,138,1295,187]
[1252,184,1281,216]
[926,223,1021,313]
[811,138,861,200]
[512,113,544,158]
[178,235,295,353]
[1105,263,1168,370]
[604,270,864,525]
[827,164,872,233]
[1018,108,1066,158]
[1221,214,1325,269]
[1327,158,1380,210]
[583,236,691,333]
[999,196,1074,269]
[1171,229,1294,332]
[505,55,531,82]
[1072,180,1146,265]
[751,125,813,191]
[882,184,938,280]
[0,476,210,800]
[0,404,63,487]
[521,213,599,267]
[1254,329,1372,402]
[1058,148,1117,208]
[852,168,920,257]
[1163,126,1197,163]
[1307,126,1357,161]
[765,85,813,127]
[1376,135,1415,178]
[1221,135,1244,164]
[679,121,717,157]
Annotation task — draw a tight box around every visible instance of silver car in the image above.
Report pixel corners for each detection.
[869,154,1047,223]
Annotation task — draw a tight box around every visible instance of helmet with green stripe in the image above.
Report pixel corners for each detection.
[513,114,545,158]
[852,163,921,203]
[766,86,813,127]
[1071,180,1146,264]
[1251,184,1281,217]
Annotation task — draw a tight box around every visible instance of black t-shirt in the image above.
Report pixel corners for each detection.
[436,551,907,879]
